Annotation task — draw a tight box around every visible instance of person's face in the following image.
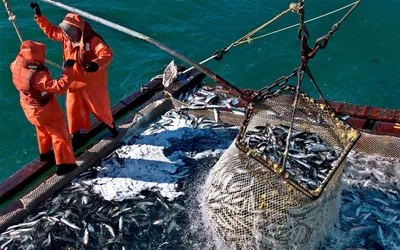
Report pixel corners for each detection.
[65,28,82,43]
[61,24,82,43]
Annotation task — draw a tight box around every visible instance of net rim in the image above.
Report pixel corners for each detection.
[235,87,361,200]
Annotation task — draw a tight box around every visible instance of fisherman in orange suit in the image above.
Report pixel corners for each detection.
[30,2,118,146]
[10,40,77,175]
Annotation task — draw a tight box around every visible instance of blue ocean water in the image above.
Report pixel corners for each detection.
[0,0,399,182]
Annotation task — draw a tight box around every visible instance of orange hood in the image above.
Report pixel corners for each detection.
[20,40,46,63]
[60,13,85,43]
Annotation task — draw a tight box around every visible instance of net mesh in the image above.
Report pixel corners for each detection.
[204,142,343,249]
[354,131,400,159]
[204,86,360,249]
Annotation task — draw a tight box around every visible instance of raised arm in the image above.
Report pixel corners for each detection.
[30,2,64,42]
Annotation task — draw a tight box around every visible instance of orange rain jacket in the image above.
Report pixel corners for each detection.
[35,14,114,134]
[10,40,75,165]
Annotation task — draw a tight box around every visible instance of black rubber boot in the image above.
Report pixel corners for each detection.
[40,150,55,162]
[108,123,119,138]
[56,163,78,176]
[71,132,84,151]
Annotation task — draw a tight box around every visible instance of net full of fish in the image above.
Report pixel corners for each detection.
[243,124,340,191]
[203,87,362,249]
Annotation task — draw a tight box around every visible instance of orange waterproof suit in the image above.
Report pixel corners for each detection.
[10,40,75,165]
[35,14,114,134]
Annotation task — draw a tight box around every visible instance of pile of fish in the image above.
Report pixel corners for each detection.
[0,107,238,250]
[321,151,400,249]
[1,183,188,250]
[178,85,246,118]
[243,125,340,190]
[179,85,238,107]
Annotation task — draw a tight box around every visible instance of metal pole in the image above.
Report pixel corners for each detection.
[38,0,250,102]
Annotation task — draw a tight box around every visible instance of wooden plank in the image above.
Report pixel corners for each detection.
[344,117,367,129]
[211,87,400,124]
[0,159,55,204]
[375,121,400,135]
[0,200,24,216]
[329,101,400,124]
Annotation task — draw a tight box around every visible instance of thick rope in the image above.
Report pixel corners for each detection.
[2,0,62,69]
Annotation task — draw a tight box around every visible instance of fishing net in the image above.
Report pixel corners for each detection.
[204,86,361,249]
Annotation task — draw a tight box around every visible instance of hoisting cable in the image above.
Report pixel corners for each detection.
[280,0,361,171]
[2,0,62,69]
[282,0,307,171]
[182,1,359,74]
[258,0,361,99]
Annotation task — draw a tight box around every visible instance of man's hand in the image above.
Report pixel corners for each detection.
[86,62,99,72]
[63,59,76,68]
[30,2,41,17]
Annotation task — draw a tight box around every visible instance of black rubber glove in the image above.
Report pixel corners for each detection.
[63,59,76,68]
[30,2,41,17]
[86,62,99,72]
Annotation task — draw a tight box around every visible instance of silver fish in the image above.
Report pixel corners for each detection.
[41,233,51,247]
[119,216,124,232]
[88,223,95,233]
[373,198,390,207]
[152,219,164,226]
[53,235,75,243]
[82,228,89,245]
[102,223,115,238]
[60,218,81,230]
[0,238,13,249]
[6,219,41,231]
[213,108,219,123]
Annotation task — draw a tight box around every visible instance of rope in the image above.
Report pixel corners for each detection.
[44,60,62,69]
[227,3,298,51]
[182,54,217,74]
[235,1,358,46]
[2,0,23,43]
[180,1,357,75]
[2,0,62,69]
[181,3,299,75]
